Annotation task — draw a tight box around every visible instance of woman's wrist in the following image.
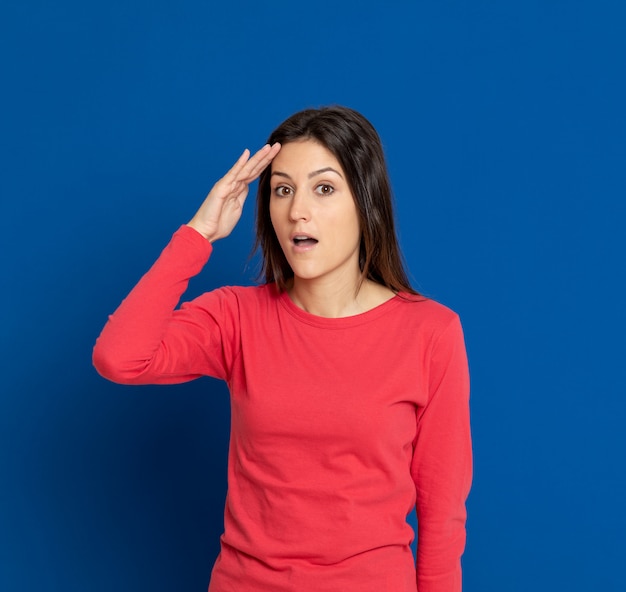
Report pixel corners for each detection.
[186,220,216,243]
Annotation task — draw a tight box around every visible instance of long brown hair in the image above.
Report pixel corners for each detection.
[255,106,418,295]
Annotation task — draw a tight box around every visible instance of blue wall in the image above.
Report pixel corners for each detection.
[1,1,625,590]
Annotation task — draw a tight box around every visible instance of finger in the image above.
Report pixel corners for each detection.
[252,142,281,176]
[223,148,251,182]
[239,143,272,177]
[240,142,281,182]
[224,146,265,187]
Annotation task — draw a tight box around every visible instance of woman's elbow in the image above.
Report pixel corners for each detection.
[92,343,144,384]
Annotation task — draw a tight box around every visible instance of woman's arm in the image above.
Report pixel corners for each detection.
[92,143,281,385]
[93,226,216,384]
[411,315,472,592]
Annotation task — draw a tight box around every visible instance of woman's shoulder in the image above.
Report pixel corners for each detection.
[397,292,459,318]
[394,292,463,336]
[218,282,278,302]
[188,282,278,311]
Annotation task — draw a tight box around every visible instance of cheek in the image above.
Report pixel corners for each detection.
[345,207,362,245]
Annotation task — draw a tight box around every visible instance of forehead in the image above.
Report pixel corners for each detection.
[271,139,344,175]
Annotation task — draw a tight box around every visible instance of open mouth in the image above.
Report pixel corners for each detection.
[292,235,318,247]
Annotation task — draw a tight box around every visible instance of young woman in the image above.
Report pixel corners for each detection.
[93,106,472,592]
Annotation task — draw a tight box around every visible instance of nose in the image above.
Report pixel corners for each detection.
[288,191,311,222]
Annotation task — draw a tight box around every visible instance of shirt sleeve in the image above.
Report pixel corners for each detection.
[410,314,472,592]
[92,225,240,385]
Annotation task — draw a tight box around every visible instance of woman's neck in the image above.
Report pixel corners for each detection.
[288,277,395,318]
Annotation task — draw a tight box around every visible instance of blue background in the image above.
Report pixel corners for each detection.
[1,1,625,590]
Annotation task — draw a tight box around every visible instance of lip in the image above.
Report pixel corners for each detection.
[289,231,317,241]
[289,231,318,253]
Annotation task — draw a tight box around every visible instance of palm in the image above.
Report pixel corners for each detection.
[189,143,281,242]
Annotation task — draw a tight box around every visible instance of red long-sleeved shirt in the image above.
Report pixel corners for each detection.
[93,225,472,592]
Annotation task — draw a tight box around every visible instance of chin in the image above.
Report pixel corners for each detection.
[288,267,323,282]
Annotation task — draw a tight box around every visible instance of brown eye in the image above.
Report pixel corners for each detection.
[274,186,292,197]
[316,184,334,196]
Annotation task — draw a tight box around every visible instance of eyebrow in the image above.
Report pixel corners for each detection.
[270,167,344,180]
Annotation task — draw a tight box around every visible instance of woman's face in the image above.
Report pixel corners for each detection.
[269,139,361,287]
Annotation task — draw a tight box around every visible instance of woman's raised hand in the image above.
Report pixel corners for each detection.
[187,142,281,242]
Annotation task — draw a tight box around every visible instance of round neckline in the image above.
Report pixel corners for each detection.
[276,288,409,329]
